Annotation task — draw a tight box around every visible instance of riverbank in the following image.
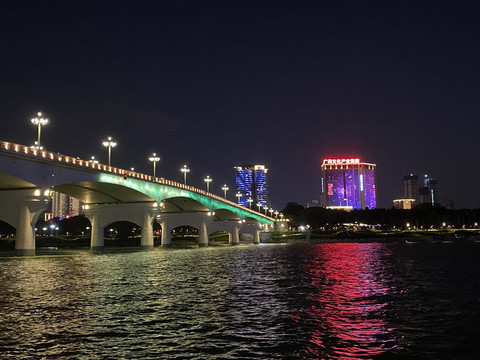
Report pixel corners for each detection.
[1,229,479,251]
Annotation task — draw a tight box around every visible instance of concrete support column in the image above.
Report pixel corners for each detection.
[15,205,37,256]
[254,229,261,244]
[198,220,209,247]
[89,214,104,252]
[141,212,154,250]
[231,226,240,245]
[161,220,171,247]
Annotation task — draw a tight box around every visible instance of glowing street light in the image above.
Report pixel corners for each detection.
[274,211,279,218]
[269,208,274,217]
[204,175,212,192]
[31,112,48,149]
[257,203,262,212]
[236,192,242,204]
[149,153,160,177]
[247,197,253,208]
[102,136,116,166]
[263,206,268,215]
[181,165,190,184]
[221,184,229,198]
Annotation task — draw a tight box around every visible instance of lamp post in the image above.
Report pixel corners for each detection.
[102,137,116,166]
[221,185,229,198]
[269,208,274,217]
[247,198,253,209]
[263,206,268,215]
[181,165,190,184]
[257,203,262,212]
[149,153,160,177]
[274,211,279,218]
[236,192,242,204]
[31,112,48,149]
[204,175,212,192]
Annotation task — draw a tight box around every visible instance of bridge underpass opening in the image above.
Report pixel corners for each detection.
[104,221,143,247]
[209,230,230,244]
[170,225,200,245]
[0,221,15,250]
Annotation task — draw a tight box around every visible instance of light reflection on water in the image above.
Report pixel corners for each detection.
[0,242,479,359]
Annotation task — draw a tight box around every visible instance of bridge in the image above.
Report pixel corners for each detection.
[0,140,275,255]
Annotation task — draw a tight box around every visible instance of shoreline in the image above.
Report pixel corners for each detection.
[1,230,480,252]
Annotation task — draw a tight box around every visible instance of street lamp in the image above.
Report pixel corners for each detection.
[274,211,279,218]
[102,137,116,166]
[269,208,274,217]
[247,198,253,208]
[221,184,229,198]
[263,206,268,215]
[236,192,242,204]
[204,175,212,192]
[31,112,48,149]
[181,165,190,184]
[257,203,262,212]
[149,153,160,177]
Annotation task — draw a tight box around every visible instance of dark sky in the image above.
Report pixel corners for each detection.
[1,1,480,210]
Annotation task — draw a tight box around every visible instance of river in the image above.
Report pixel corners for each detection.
[0,241,479,359]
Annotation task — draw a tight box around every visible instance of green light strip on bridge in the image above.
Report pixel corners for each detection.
[98,174,274,225]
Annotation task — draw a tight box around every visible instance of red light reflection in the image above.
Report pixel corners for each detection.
[294,243,396,358]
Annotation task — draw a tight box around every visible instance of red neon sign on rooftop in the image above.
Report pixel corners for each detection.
[322,158,361,165]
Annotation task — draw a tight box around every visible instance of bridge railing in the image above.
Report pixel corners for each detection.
[0,140,274,221]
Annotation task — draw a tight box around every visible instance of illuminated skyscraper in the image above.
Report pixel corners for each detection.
[419,174,439,206]
[235,165,268,207]
[321,158,376,210]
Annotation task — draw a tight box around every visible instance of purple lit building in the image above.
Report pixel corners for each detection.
[321,158,377,210]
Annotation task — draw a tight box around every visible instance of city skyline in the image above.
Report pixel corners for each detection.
[1,2,480,209]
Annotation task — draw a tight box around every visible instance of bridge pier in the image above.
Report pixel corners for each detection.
[199,220,209,247]
[0,189,50,256]
[254,229,261,244]
[159,219,171,246]
[141,212,155,250]
[231,226,240,245]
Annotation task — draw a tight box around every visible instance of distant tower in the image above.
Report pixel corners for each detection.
[419,174,439,206]
[403,174,418,202]
[320,157,376,210]
[235,165,268,207]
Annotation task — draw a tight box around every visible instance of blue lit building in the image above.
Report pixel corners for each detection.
[235,165,268,208]
[321,158,376,210]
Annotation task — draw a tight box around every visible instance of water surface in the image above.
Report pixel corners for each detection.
[0,242,479,359]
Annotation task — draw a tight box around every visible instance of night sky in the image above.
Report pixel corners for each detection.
[1,1,480,210]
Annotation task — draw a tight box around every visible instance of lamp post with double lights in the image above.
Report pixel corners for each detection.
[247,198,253,209]
[236,192,242,204]
[204,175,212,192]
[149,153,160,178]
[31,112,48,149]
[222,185,229,198]
[102,137,116,166]
[181,165,190,184]
[263,206,268,215]
[257,203,262,213]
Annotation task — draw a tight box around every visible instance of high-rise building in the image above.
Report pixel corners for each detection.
[235,165,268,208]
[419,174,439,206]
[52,191,81,218]
[403,174,418,202]
[321,158,376,210]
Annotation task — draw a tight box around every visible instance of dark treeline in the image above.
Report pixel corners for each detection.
[281,202,480,230]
